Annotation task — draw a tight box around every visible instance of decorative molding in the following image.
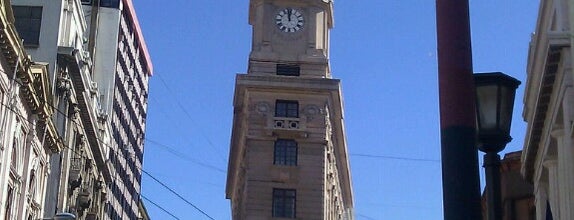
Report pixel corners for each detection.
[56,67,72,97]
[303,104,322,122]
[254,101,270,116]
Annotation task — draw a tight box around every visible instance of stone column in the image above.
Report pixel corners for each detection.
[559,86,574,220]
[543,159,560,219]
[568,0,574,83]
[552,127,574,220]
[534,183,548,220]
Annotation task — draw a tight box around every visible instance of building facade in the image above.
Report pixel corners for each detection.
[4,0,151,219]
[0,0,63,219]
[226,0,353,219]
[9,0,113,219]
[81,0,152,219]
[521,0,573,219]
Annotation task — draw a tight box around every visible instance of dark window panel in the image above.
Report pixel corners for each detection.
[272,188,296,218]
[275,100,299,118]
[100,0,120,8]
[274,139,297,166]
[12,6,42,46]
[277,64,300,76]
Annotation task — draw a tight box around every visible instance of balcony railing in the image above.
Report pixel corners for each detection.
[273,117,300,130]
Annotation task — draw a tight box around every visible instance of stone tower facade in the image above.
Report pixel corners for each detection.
[226,0,353,219]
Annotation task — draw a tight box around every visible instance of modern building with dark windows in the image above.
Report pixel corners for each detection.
[226,0,354,219]
[82,0,152,219]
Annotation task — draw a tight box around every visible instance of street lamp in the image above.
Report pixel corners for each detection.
[474,72,521,220]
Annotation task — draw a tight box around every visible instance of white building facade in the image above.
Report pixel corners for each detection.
[522,0,574,219]
[0,0,63,219]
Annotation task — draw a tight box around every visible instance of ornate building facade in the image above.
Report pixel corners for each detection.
[8,0,112,219]
[2,0,152,219]
[0,0,63,219]
[521,0,573,219]
[226,0,353,219]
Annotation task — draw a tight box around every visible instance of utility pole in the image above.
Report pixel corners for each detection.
[435,0,482,219]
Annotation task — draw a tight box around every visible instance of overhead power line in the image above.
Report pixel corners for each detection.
[145,138,226,173]
[141,194,181,220]
[351,153,440,163]
[356,213,378,220]
[142,169,216,220]
[153,72,227,162]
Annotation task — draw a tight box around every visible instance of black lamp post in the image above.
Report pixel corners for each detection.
[474,72,520,220]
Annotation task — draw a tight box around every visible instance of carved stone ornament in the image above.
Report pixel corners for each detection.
[255,102,271,115]
[304,104,320,115]
[56,68,72,95]
[72,104,81,121]
[303,104,322,121]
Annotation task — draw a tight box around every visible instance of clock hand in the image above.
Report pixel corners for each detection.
[288,10,292,22]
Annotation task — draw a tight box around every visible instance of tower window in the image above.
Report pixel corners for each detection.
[277,64,300,76]
[275,100,299,118]
[12,6,42,46]
[272,188,296,218]
[274,139,297,166]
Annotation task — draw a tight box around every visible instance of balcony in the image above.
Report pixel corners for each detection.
[273,117,300,130]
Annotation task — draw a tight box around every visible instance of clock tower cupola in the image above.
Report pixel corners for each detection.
[248,0,334,78]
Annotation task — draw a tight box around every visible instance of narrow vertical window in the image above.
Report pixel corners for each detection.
[12,6,42,46]
[28,170,36,198]
[275,100,299,118]
[274,139,297,166]
[272,189,296,218]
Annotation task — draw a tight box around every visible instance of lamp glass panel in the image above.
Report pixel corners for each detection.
[477,85,498,131]
[499,85,514,135]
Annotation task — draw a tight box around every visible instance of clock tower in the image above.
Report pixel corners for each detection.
[226,0,354,219]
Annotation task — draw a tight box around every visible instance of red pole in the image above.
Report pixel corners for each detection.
[436,0,482,219]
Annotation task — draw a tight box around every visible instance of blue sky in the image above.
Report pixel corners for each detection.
[134,1,539,219]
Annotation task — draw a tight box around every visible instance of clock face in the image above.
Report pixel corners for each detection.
[275,8,304,33]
